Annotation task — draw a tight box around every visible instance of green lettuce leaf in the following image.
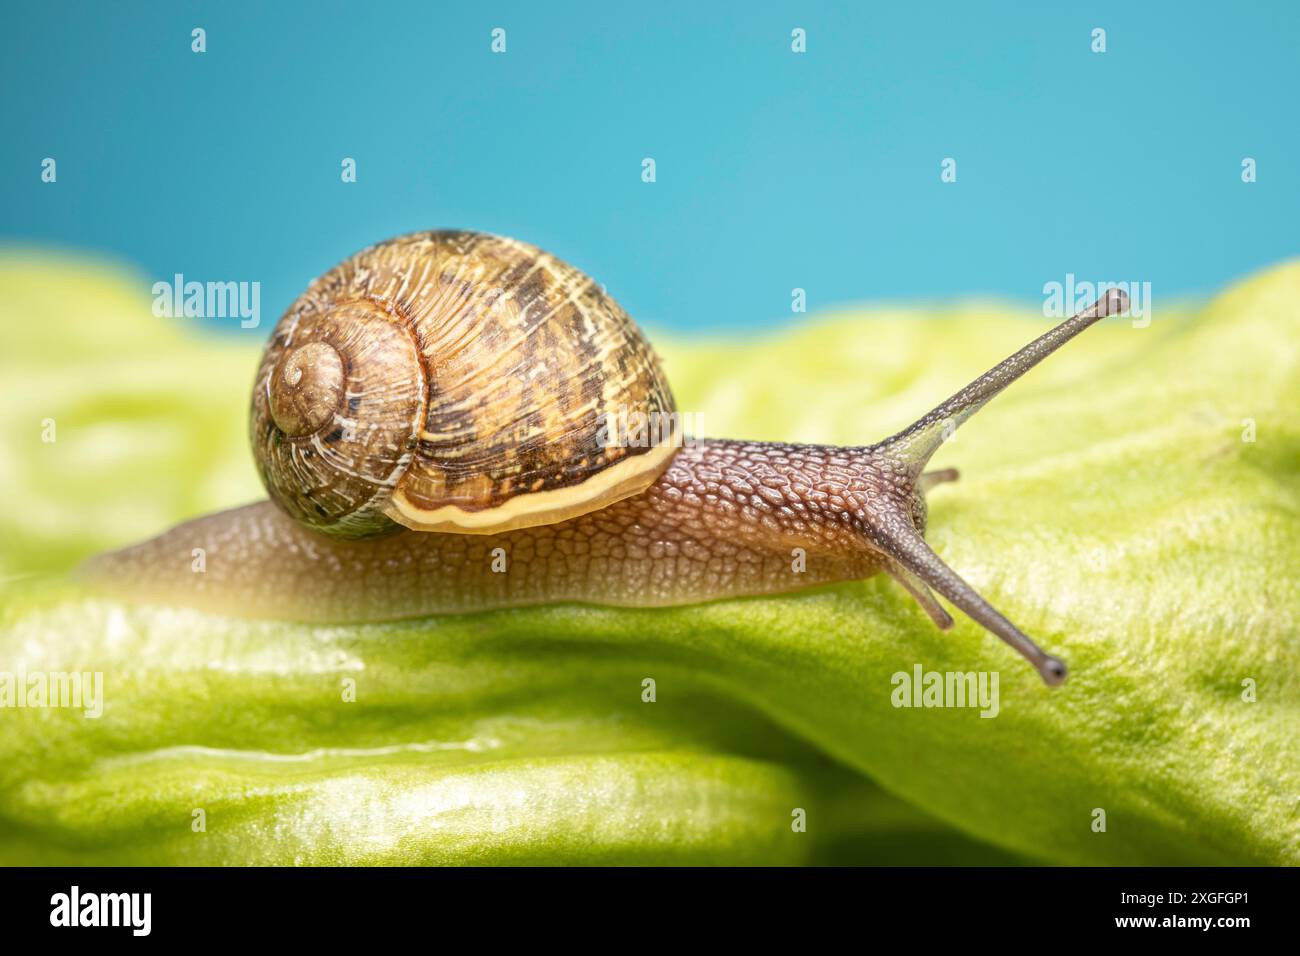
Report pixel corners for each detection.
[1,252,1296,865]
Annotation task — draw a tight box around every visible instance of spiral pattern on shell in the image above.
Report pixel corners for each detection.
[251,230,679,538]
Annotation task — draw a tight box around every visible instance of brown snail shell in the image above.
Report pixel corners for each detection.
[251,230,679,538]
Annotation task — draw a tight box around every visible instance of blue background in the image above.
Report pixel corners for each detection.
[3,1,1297,333]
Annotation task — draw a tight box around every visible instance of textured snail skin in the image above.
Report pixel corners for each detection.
[84,440,899,622]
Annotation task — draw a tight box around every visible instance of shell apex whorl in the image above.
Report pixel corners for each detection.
[252,296,426,537]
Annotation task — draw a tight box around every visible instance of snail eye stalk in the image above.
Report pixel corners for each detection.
[874,289,1128,475]
[860,291,1126,685]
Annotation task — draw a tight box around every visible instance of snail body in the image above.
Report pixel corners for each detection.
[84,441,891,623]
[88,230,1130,685]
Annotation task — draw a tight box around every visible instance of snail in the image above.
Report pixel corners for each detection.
[86,230,1129,685]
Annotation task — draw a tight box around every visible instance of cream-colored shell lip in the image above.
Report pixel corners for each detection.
[383,440,680,534]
